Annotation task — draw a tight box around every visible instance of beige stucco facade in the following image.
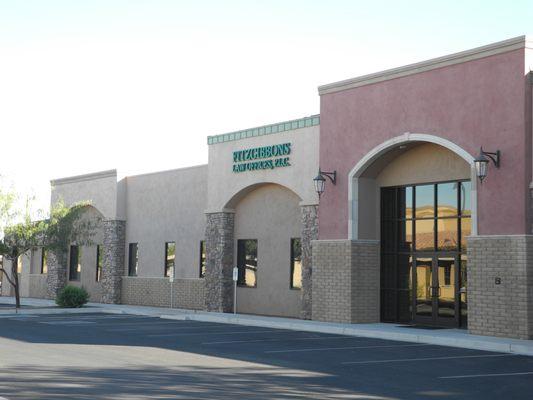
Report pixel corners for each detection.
[7,115,319,318]
[4,36,532,340]
[207,123,320,212]
[234,183,302,317]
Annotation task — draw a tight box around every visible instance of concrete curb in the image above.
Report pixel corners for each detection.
[0,307,121,317]
[160,313,533,357]
[2,296,532,357]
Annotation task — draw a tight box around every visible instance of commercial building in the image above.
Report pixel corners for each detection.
[2,36,533,340]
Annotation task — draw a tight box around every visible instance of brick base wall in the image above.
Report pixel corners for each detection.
[312,240,380,323]
[121,277,206,310]
[468,235,533,339]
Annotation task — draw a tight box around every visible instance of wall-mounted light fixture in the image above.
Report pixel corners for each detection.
[313,168,336,197]
[474,147,500,183]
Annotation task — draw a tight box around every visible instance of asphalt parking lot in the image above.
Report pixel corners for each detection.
[0,313,532,399]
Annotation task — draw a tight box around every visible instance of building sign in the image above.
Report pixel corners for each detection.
[232,143,291,173]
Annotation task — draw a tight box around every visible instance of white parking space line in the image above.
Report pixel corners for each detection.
[265,343,429,354]
[96,321,192,327]
[105,322,222,331]
[439,371,533,379]
[39,321,96,325]
[35,316,143,321]
[202,335,355,345]
[148,329,285,337]
[342,353,517,365]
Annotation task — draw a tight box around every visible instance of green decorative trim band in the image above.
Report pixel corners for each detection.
[207,115,320,145]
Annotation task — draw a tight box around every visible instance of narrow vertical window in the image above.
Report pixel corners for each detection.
[69,245,81,281]
[128,243,138,277]
[96,245,103,282]
[199,240,206,278]
[165,242,175,278]
[290,238,302,289]
[17,257,22,274]
[41,249,48,274]
[237,239,257,287]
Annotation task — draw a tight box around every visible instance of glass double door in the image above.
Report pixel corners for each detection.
[414,255,464,327]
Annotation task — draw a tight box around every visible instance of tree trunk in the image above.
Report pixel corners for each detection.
[11,257,20,310]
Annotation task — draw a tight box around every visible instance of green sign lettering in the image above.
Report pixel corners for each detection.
[232,143,292,173]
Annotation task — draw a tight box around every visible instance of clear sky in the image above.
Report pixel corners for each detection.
[1,0,532,213]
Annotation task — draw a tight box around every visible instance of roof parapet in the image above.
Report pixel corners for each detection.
[319,35,532,95]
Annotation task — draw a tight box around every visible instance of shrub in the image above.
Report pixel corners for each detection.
[56,285,89,308]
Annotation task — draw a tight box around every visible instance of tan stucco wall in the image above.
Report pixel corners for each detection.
[234,183,302,318]
[64,206,105,302]
[51,170,119,220]
[1,253,31,297]
[376,143,471,187]
[207,125,319,212]
[124,165,207,279]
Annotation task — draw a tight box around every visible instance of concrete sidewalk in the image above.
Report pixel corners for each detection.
[1,296,532,356]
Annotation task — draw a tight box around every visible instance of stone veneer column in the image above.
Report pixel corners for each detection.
[45,249,68,299]
[300,205,318,320]
[101,220,126,304]
[312,239,380,323]
[467,235,533,339]
[205,212,235,312]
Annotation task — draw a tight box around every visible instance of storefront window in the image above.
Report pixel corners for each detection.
[380,180,470,326]
[437,218,458,251]
[437,182,458,217]
[460,217,472,250]
[128,243,138,276]
[415,219,434,251]
[290,238,302,289]
[164,242,175,278]
[41,249,48,274]
[237,239,257,287]
[415,184,434,218]
[69,245,81,281]
[460,182,471,216]
[398,186,413,219]
[96,245,103,282]
[199,241,206,278]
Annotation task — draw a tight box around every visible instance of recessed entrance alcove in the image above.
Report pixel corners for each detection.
[351,138,475,328]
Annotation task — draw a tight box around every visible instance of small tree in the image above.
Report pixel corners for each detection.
[0,180,97,309]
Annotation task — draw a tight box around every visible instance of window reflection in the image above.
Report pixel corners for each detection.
[415,219,434,251]
[460,182,471,216]
[237,239,258,287]
[397,255,412,322]
[437,218,458,251]
[437,257,455,319]
[460,255,467,320]
[398,219,412,252]
[398,187,413,219]
[415,185,434,218]
[460,217,472,250]
[437,183,458,217]
[380,180,470,326]
[415,258,432,317]
[290,238,302,289]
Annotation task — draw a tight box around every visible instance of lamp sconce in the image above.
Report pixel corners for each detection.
[474,147,500,183]
[313,168,337,197]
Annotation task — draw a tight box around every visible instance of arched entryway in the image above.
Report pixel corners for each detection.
[348,133,475,327]
[205,182,317,318]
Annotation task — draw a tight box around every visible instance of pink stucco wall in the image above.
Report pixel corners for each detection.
[319,48,530,239]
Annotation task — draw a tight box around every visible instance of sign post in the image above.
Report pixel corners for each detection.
[169,266,174,309]
[232,266,238,314]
